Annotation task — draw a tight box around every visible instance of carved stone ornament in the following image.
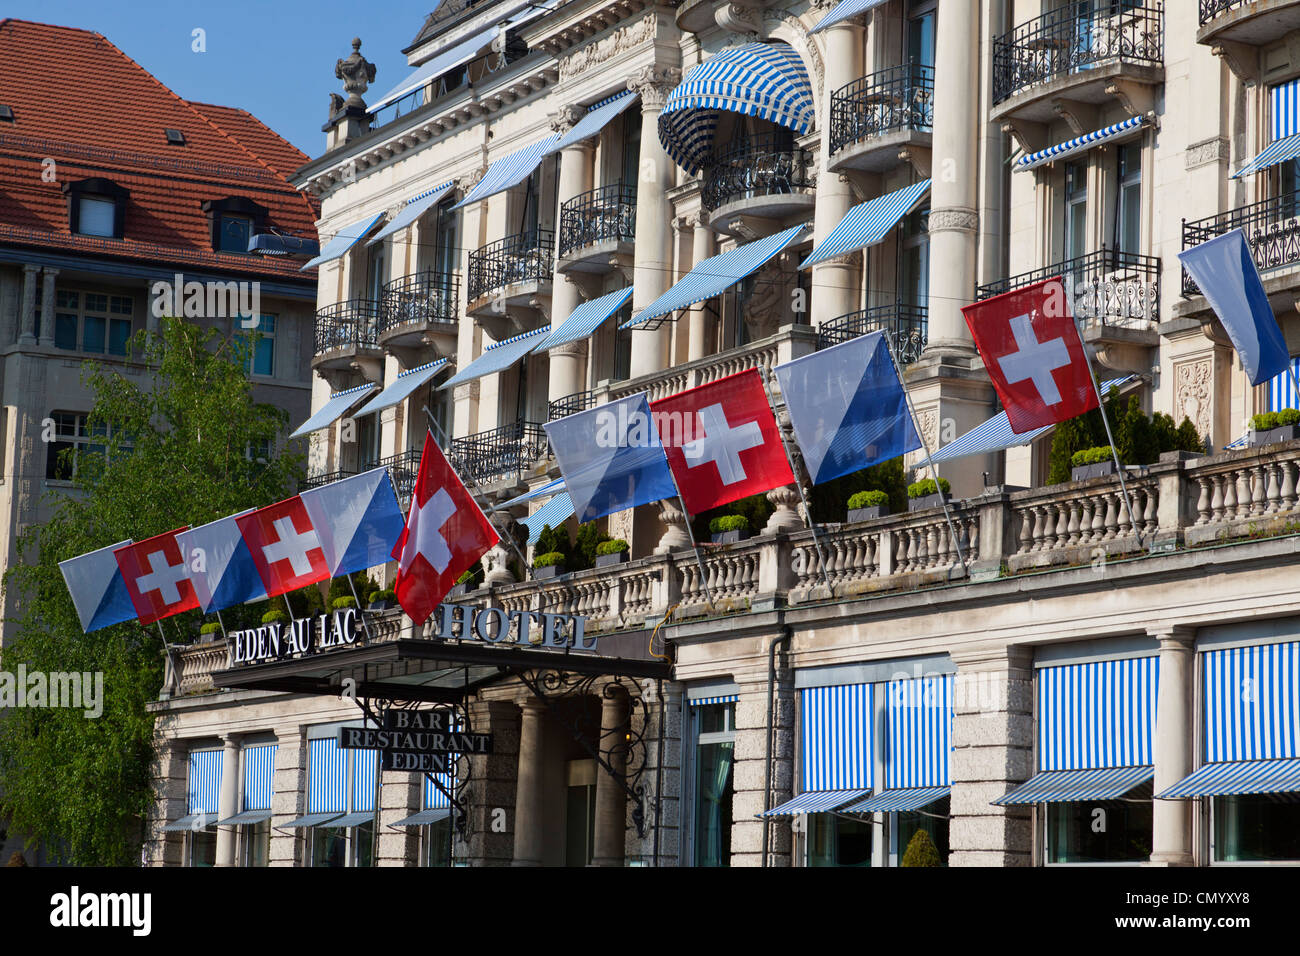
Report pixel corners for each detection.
[549,104,585,134]
[455,166,486,196]
[336,38,377,108]
[715,3,759,36]
[627,66,683,110]
[927,206,979,236]
[914,406,941,460]
[560,14,659,83]
[1185,136,1230,171]
[1175,358,1214,444]
[654,499,691,555]
[453,381,480,403]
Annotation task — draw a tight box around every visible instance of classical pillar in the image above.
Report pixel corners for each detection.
[627,66,681,379]
[512,697,547,866]
[269,735,307,867]
[146,739,188,867]
[464,699,522,866]
[17,264,38,345]
[215,736,240,866]
[38,267,58,348]
[687,217,714,360]
[733,672,794,867]
[592,686,631,866]
[811,20,864,326]
[549,110,595,403]
[1150,626,1196,866]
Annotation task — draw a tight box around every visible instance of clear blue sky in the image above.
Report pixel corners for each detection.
[8,0,435,158]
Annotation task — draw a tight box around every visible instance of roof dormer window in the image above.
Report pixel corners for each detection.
[202,196,268,255]
[165,128,186,145]
[63,178,129,239]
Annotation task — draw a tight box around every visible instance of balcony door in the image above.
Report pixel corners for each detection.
[620,110,641,191]
[897,206,930,310]
[366,242,387,302]
[906,1,936,69]
[1063,161,1088,265]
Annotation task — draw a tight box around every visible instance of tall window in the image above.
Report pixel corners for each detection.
[239,314,276,377]
[565,759,597,867]
[1046,782,1153,863]
[306,737,377,868]
[432,199,459,278]
[613,300,633,382]
[1064,162,1088,262]
[367,243,387,302]
[1114,144,1141,255]
[45,412,130,481]
[53,290,132,356]
[894,795,950,866]
[1214,794,1300,862]
[621,111,642,190]
[809,814,873,867]
[688,700,735,867]
[906,1,936,68]
[898,206,930,309]
[520,167,541,236]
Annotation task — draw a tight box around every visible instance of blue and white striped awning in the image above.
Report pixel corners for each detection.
[440,327,550,389]
[280,811,345,829]
[188,750,222,815]
[886,675,952,789]
[1156,758,1300,798]
[801,683,874,792]
[843,786,950,814]
[622,224,808,331]
[1225,433,1250,450]
[500,477,566,509]
[309,737,348,815]
[301,213,386,270]
[927,376,1135,464]
[249,233,319,257]
[369,24,500,112]
[810,0,888,34]
[332,810,377,827]
[162,812,216,832]
[1233,133,1300,179]
[992,765,1153,805]
[523,492,576,545]
[1268,356,1300,412]
[289,383,378,440]
[242,744,277,812]
[762,788,872,817]
[1038,656,1159,772]
[367,183,455,246]
[455,135,561,209]
[392,808,452,827]
[352,361,448,418]
[1014,115,1151,173]
[801,180,931,269]
[425,766,453,811]
[659,43,816,175]
[352,749,378,814]
[543,91,640,156]
[1203,641,1299,763]
[533,287,634,351]
[690,694,738,707]
[1233,78,1300,178]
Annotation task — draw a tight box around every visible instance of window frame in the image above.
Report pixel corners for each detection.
[683,699,736,867]
[237,313,277,378]
[45,411,131,482]
[64,178,128,239]
[49,289,134,357]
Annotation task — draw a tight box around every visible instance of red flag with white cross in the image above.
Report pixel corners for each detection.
[114,528,199,625]
[650,368,795,514]
[236,495,331,597]
[393,431,498,625]
[960,276,1099,434]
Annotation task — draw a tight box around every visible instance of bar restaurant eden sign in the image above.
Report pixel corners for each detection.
[338,708,493,773]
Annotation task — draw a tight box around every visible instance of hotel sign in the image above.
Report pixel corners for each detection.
[229,607,360,666]
[337,707,493,774]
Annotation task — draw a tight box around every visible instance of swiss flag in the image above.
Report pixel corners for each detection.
[650,368,794,514]
[961,277,1099,434]
[236,495,330,597]
[393,431,498,625]
[115,528,199,625]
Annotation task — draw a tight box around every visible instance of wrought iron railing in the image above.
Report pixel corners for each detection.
[373,449,423,501]
[992,2,1164,105]
[299,469,358,490]
[559,184,637,258]
[829,63,935,156]
[314,299,382,354]
[1199,0,1250,25]
[976,247,1160,329]
[1181,192,1300,296]
[448,420,548,484]
[817,304,929,366]
[466,229,555,302]
[380,271,459,333]
[547,389,599,421]
[701,134,814,213]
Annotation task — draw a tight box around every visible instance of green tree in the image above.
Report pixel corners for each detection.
[0,318,304,865]
[900,828,942,867]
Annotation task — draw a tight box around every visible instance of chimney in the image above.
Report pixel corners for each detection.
[324,37,376,151]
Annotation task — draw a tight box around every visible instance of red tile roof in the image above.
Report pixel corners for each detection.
[0,19,321,280]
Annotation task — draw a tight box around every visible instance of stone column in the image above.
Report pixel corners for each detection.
[269,735,307,867]
[687,217,714,360]
[215,736,241,866]
[549,114,595,403]
[38,267,58,348]
[464,699,522,865]
[811,21,864,326]
[627,66,681,379]
[733,670,794,867]
[512,697,547,866]
[378,771,421,866]
[18,264,38,345]
[592,685,631,866]
[145,739,188,866]
[948,644,1034,866]
[1150,626,1196,866]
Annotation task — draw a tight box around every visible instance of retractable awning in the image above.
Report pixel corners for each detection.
[280,812,345,829]
[810,0,888,34]
[801,180,931,268]
[622,224,808,331]
[369,24,500,112]
[992,765,1153,805]
[249,233,319,257]
[439,327,549,389]
[659,43,816,175]
[351,361,448,418]
[368,183,455,246]
[330,811,377,827]
[288,383,378,440]
[844,786,950,813]
[1014,115,1151,173]
[301,213,386,271]
[522,492,576,544]
[1156,758,1300,799]
[500,477,566,508]
[161,812,215,832]
[1235,78,1300,178]
[454,135,561,209]
[217,809,272,826]
[762,789,872,817]
[543,91,640,156]
[533,287,633,351]
[392,808,452,827]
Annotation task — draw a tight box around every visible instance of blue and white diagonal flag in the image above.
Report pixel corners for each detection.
[299,467,406,577]
[177,511,266,614]
[544,393,677,523]
[1178,228,1291,386]
[773,331,921,484]
[58,539,138,632]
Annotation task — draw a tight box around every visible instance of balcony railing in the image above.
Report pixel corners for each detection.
[299,469,359,491]
[1199,0,1249,25]
[817,304,929,366]
[829,63,935,156]
[559,184,637,258]
[448,420,548,485]
[701,134,814,213]
[548,389,599,421]
[314,299,381,354]
[1181,191,1300,295]
[466,229,555,302]
[976,247,1160,330]
[374,449,422,501]
[380,271,459,333]
[992,2,1164,105]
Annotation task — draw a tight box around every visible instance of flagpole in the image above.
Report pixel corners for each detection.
[345,574,374,645]
[761,367,835,597]
[1083,356,1145,550]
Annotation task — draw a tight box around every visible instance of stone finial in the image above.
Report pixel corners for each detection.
[336,37,377,109]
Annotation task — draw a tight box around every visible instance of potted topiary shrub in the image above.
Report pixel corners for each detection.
[533,550,567,579]
[261,608,288,626]
[367,588,397,611]
[1070,445,1117,481]
[709,514,752,544]
[330,596,356,611]
[847,489,890,523]
[900,828,942,867]
[1249,408,1300,446]
[198,621,222,643]
[595,538,630,567]
[907,477,951,512]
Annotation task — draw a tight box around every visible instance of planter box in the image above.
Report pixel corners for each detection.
[595,551,628,567]
[710,529,752,545]
[533,563,565,580]
[847,505,889,523]
[367,598,395,612]
[908,492,949,512]
[1249,424,1300,446]
[1071,460,1118,481]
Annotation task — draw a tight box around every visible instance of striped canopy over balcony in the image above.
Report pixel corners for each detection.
[659,42,816,175]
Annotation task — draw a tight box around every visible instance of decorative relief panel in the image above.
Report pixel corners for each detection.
[1174,357,1214,444]
[559,15,658,83]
